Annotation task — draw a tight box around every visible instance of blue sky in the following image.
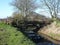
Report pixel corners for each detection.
[0,0,13,18]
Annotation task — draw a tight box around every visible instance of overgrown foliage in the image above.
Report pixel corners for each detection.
[11,12,24,27]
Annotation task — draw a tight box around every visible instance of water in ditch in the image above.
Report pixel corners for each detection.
[25,30,59,45]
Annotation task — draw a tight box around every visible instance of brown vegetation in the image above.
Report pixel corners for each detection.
[38,22,60,44]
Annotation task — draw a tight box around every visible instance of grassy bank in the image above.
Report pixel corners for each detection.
[38,20,60,44]
[0,22,35,45]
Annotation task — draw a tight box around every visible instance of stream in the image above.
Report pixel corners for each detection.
[24,30,60,45]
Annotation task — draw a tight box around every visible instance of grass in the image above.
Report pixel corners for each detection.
[47,19,60,40]
[56,20,60,27]
[38,19,60,42]
[49,33,60,39]
[0,22,35,45]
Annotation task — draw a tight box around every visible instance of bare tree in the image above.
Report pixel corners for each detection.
[12,0,39,19]
[43,0,60,19]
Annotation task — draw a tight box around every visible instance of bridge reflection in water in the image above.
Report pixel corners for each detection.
[17,21,58,45]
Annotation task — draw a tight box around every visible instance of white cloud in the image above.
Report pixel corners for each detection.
[35,8,51,18]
